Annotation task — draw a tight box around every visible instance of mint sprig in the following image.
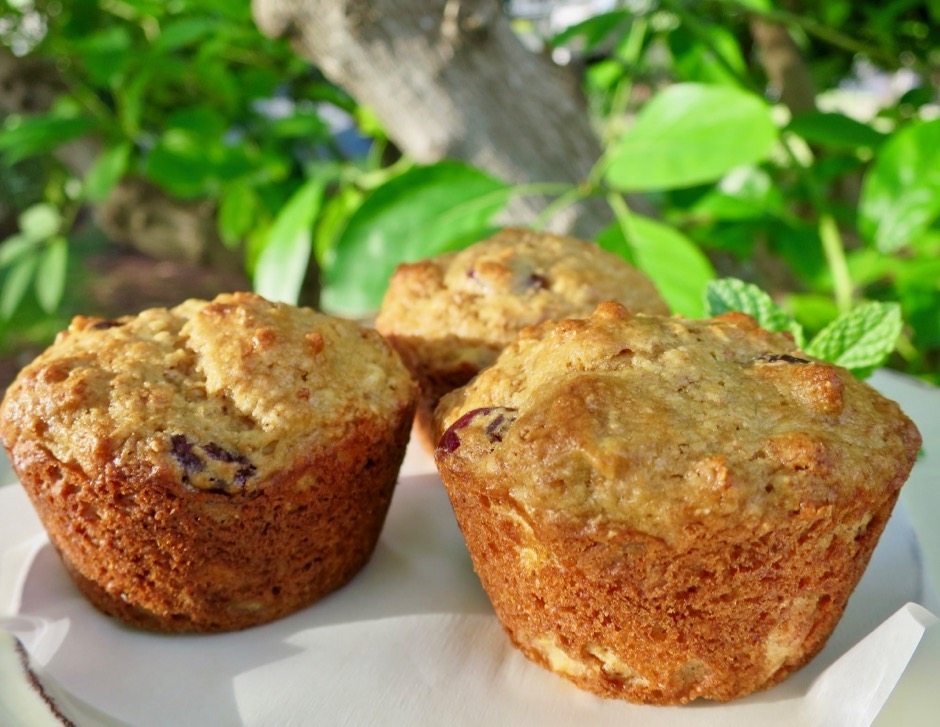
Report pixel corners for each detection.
[705,278,806,347]
[804,301,903,373]
[705,278,903,378]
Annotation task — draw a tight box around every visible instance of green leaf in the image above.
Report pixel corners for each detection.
[605,83,779,191]
[218,183,260,249]
[18,203,61,242]
[858,118,940,253]
[84,142,132,201]
[1,253,39,320]
[253,178,325,305]
[550,10,631,51]
[75,26,132,87]
[35,236,68,314]
[321,162,511,316]
[805,302,903,372]
[668,23,749,88]
[153,18,217,52]
[705,277,805,346]
[603,215,715,318]
[143,129,216,197]
[167,106,228,140]
[0,234,40,270]
[785,293,840,338]
[269,110,331,141]
[787,111,886,151]
[0,115,96,164]
[689,166,785,221]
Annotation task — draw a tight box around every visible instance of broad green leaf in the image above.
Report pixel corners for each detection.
[859,118,940,253]
[321,162,510,316]
[167,106,228,140]
[787,111,885,151]
[35,236,68,314]
[218,183,260,249]
[705,277,805,345]
[18,203,61,242]
[805,302,903,372]
[668,24,749,88]
[0,234,39,270]
[117,69,152,136]
[313,185,364,268]
[845,248,898,288]
[1,253,38,320]
[550,10,631,51]
[270,111,331,141]
[75,26,132,87]
[143,129,216,197]
[602,216,715,318]
[605,84,779,191]
[690,166,785,221]
[253,178,325,305]
[84,142,132,201]
[153,18,217,52]
[0,115,96,164]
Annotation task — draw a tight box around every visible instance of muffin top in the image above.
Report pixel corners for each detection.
[0,292,417,493]
[435,302,921,544]
[375,228,670,372]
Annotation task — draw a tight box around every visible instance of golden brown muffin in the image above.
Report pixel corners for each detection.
[0,293,417,632]
[375,228,669,450]
[434,302,921,704]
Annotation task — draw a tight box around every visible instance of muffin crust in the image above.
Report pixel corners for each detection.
[435,302,921,703]
[376,228,669,448]
[0,293,418,632]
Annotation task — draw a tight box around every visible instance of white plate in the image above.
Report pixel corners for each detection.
[0,370,937,726]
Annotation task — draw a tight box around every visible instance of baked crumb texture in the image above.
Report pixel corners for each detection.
[434,302,921,704]
[0,292,417,632]
[376,228,669,449]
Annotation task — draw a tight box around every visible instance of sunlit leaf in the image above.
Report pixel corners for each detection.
[601,215,715,317]
[1,253,39,320]
[253,178,325,305]
[321,162,510,316]
[0,115,96,164]
[84,142,132,201]
[35,236,68,313]
[18,203,61,242]
[605,84,779,191]
[787,111,885,152]
[859,118,940,253]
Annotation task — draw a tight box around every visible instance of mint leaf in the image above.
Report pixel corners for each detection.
[705,278,805,346]
[805,302,902,373]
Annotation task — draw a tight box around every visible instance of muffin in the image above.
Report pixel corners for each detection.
[0,292,417,632]
[375,228,669,449]
[434,302,921,704]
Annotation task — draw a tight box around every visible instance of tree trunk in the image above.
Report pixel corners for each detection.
[252,0,621,238]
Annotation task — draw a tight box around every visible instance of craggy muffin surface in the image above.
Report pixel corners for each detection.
[435,302,921,704]
[0,292,417,632]
[376,228,669,447]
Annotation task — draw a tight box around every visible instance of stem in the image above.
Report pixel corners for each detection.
[662,0,757,93]
[724,0,912,74]
[605,191,638,260]
[532,183,593,231]
[780,134,854,313]
[604,16,649,143]
[818,213,853,313]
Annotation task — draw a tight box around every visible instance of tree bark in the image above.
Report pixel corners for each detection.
[252,0,619,238]
[749,18,817,115]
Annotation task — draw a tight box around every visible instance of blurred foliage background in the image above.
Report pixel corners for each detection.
[0,0,938,383]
